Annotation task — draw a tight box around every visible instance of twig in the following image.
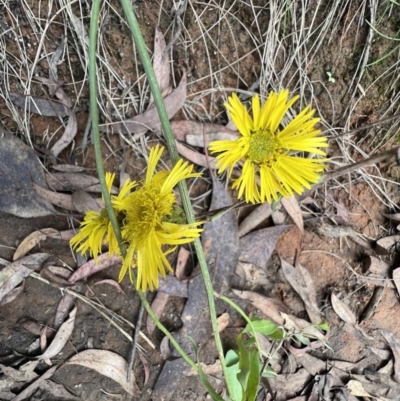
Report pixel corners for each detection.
[127,297,146,381]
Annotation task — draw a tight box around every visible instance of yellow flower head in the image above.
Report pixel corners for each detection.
[209,90,328,203]
[70,172,134,259]
[115,145,202,292]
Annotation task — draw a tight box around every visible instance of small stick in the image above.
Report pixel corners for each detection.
[127,299,146,381]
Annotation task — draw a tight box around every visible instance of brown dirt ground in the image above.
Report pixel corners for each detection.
[1,1,400,400]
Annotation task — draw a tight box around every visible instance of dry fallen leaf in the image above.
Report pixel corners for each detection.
[393,268,400,297]
[238,202,272,238]
[64,349,140,396]
[13,228,58,261]
[175,140,217,169]
[331,293,357,325]
[232,289,288,325]
[281,258,321,324]
[9,92,68,117]
[217,312,230,332]
[51,107,77,158]
[239,225,291,267]
[46,172,117,194]
[68,253,122,283]
[375,235,400,254]
[72,190,102,213]
[34,183,77,211]
[146,292,170,337]
[380,330,400,383]
[104,73,187,137]
[54,292,76,330]
[281,196,304,234]
[38,307,77,361]
[0,253,49,303]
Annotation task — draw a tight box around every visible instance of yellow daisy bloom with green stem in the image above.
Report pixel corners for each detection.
[209,90,328,204]
[114,145,202,292]
[71,146,202,292]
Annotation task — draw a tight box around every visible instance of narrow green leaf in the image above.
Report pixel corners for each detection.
[247,348,261,401]
[293,333,310,346]
[226,350,243,401]
[315,321,330,332]
[237,334,251,393]
[261,364,277,378]
[243,319,278,337]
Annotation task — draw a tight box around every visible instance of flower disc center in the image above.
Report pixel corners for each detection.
[248,131,280,164]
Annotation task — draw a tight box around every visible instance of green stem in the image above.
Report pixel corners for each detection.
[89,0,197,374]
[119,1,234,399]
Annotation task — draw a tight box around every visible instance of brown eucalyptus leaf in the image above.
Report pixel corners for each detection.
[54,292,76,330]
[146,292,169,337]
[51,164,87,173]
[8,92,68,117]
[35,76,73,108]
[50,108,77,157]
[0,254,49,303]
[382,213,400,222]
[281,258,321,324]
[104,74,186,137]
[232,289,288,325]
[171,120,239,142]
[331,293,357,325]
[238,202,272,238]
[11,365,58,401]
[393,268,400,296]
[186,132,239,147]
[376,235,400,254]
[175,141,217,168]
[46,172,117,194]
[0,134,55,217]
[239,225,291,267]
[72,190,102,214]
[64,349,140,396]
[0,284,24,306]
[13,228,58,260]
[33,183,76,211]
[281,196,304,234]
[38,307,77,361]
[148,27,170,108]
[68,253,122,283]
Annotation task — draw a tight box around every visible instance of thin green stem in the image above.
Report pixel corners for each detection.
[119,1,234,398]
[89,0,197,374]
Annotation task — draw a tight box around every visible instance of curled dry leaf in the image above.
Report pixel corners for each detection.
[92,279,126,297]
[375,235,400,254]
[393,268,400,296]
[13,228,58,261]
[54,292,76,330]
[217,312,230,332]
[280,258,321,324]
[0,284,24,306]
[331,293,357,325]
[63,349,140,396]
[51,108,77,158]
[232,289,288,325]
[382,213,400,222]
[47,229,76,241]
[380,330,400,383]
[11,365,58,401]
[238,202,272,238]
[68,253,122,283]
[362,255,390,276]
[38,307,77,361]
[0,253,49,303]
[281,196,304,234]
[51,164,87,173]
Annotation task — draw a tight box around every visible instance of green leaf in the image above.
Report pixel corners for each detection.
[315,321,330,332]
[293,333,310,346]
[243,319,286,341]
[247,348,261,401]
[226,350,243,401]
[237,334,251,394]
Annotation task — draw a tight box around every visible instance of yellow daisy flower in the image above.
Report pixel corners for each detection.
[115,145,202,292]
[209,90,328,204]
[70,172,136,259]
